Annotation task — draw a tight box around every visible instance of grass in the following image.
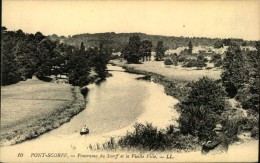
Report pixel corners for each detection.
[1,79,85,146]
[110,59,221,81]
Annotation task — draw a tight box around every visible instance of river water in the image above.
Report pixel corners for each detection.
[1,65,258,162]
[1,65,180,162]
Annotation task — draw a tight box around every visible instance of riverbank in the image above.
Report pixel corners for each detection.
[110,59,222,81]
[109,60,259,154]
[0,79,86,146]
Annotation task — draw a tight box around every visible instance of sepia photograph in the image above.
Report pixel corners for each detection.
[1,0,259,162]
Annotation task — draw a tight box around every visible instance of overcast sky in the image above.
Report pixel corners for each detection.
[2,0,260,40]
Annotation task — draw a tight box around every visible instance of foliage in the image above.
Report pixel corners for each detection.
[170,53,178,65]
[63,32,253,53]
[188,41,193,54]
[121,36,152,63]
[179,77,227,140]
[155,41,166,61]
[67,49,91,86]
[220,115,259,142]
[179,49,190,56]
[117,123,199,151]
[234,43,259,112]
[210,53,222,63]
[183,59,197,67]
[221,42,259,113]
[214,59,222,67]
[196,55,207,69]
[94,43,112,79]
[1,27,110,86]
[179,105,221,141]
[121,35,141,63]
[214,40,224,48]
[164,59,173,66]
[140,40,152,62]
[221,44,244,97]
[178,56,186,62]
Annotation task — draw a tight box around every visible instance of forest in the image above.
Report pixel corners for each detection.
[1,27,111,86]
[50,32,256,53]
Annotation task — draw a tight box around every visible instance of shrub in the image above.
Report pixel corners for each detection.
[178,56,186,62]
[179,77,227,140]
[210,53,222,63]
[164,59,173,65]
[118,123,167,150]
[214,59,222,67]
[183,59,197,67]
[180,77,226,114]
[116,123,200,151]
[221,115,259,142]
[179,105,221,141]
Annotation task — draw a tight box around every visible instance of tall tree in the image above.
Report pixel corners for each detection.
[122,35,141,63]
[139,40,152,62]
[1,30,21,85]
[221,43,248,97]
[188,40,193,54]
[93,43,111,79]
[80,41,85,51]
[155,41,166,61]
[67,49,91,86]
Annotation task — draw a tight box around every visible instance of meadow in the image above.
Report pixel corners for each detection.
[1,79,85,146]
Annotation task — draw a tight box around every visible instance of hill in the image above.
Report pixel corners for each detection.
[48,32,256,52]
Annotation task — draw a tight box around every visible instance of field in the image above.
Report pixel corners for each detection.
[111,59,222,81]
[1,79,85,146]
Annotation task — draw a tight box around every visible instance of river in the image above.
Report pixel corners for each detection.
[1,65,180,162]
[1,65,258,162]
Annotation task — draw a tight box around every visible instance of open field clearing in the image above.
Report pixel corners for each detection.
[111,60,222,81]
[1,79,85,146]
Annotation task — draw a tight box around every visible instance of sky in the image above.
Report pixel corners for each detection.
[2,0,260,40]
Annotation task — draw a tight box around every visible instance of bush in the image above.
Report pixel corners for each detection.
[164,59,173,66]
[118,123,167,150]
[116,123,200,151]
[179,77,227,140]
[179,105,221,141]
[181,77,226,114]
[183,59,197,67]
[211,53,222,63]
[214,59,222,67]
[221,116,259,142]
[236,87,257,111]
[178,56,186,62]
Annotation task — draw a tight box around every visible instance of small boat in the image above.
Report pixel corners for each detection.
[80,126,89,135]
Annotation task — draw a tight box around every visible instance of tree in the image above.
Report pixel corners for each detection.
[155,41,166,61]
[179,77,226,140]
[221,43,248,97]
[188,41,193,54]
[139,40,152,62]
[235,42,259,112]
[214,40,224,49]
[80,41,85,51]
[1,36,21,85]
[196,55,207,69]
[67,49,91,86]
[93,43,111,79]
[122,35,141,63]
[35,39,56,79]
[223,39,232,46]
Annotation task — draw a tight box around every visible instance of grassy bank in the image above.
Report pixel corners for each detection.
[110,59,222,81]
[0,79,86,146]
[119,64,190,102]
[109,60,258,152]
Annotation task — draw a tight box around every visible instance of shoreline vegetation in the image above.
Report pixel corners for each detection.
[0,79,86,146]
[108,59,259,152]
